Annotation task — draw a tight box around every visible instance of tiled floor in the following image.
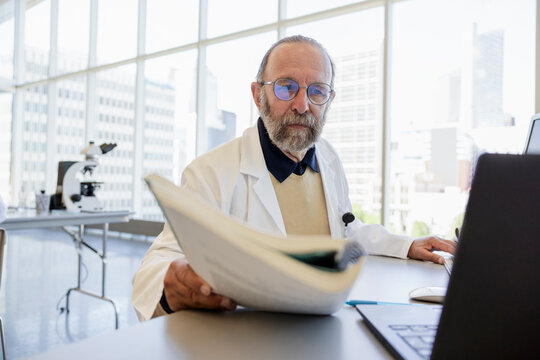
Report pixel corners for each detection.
[0,227,151,359]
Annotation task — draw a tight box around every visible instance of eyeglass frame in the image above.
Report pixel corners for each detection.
[259,78,334,105]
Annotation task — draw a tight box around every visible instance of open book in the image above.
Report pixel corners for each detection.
[145,174,366,315]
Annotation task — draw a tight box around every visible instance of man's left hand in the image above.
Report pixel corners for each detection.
[408,236,456,264]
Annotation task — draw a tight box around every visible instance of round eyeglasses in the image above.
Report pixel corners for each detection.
[260,78,333,105]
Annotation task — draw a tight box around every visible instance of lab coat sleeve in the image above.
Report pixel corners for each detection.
[131,222,184,321]
[321,139,413,259]
[131,161,222,322]
[348,219,414,259]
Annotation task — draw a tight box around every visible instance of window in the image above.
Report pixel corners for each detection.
[25,0,50,82]
[287,8,385,224]
[97,0,137,64]
[57,0,90,74]
[287,0,363,19]
[143,51,198,207]
[3,0,537,223]
[145,0,198,54]
[55,77,87,161]
[389,0,536,237]
[0,0,14,79]
[0,92,12,200]
[20,87,48,196]
[204,32,276,152]
[207,0,276,38]
[95,65,136,210]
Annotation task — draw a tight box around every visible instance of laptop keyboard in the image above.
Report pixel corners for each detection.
[389,324,438,359]
[443,256,454,274]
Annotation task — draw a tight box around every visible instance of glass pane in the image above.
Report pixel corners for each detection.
[97,0,137,65]
[25,0,51,82]
[55,77,87,163]
[204,32,276,152]
[287,9,385,224]
[21,85,49,205]
[146,0,198,53]
[287,0,362,19]
[95,64,136,210]
[57,0,90,74]
[0,92,13,203]
[207,0,276,38]
[143,50,198,220]
[390,0,536,237]
[0,0,14,79]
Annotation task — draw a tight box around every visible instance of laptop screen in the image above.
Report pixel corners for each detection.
[524,114,540,154]
[431,153,540,359]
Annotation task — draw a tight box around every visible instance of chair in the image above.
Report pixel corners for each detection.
[0,228,6,360]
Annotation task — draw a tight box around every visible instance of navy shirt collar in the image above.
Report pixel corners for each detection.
[257,118,319,183]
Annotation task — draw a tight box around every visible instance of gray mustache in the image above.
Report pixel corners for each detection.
[281,113,317,129]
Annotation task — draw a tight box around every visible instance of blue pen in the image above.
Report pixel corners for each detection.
[346,300,417,306]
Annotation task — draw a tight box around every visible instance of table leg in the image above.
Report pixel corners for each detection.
[63,223,120,330]
[77,224,83,288]
[101,223,108,298]
[65,288,119,329]
[0,316,6,360]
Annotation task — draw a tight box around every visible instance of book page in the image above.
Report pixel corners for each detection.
[146,174,364,315]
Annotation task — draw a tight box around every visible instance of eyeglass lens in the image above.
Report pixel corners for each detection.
[273,79,331,105]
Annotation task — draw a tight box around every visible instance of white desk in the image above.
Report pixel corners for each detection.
[2,209,131,231]
[2,209,132,329]
[27,255,449,360]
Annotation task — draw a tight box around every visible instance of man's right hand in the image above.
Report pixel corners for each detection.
[163,258,237,312]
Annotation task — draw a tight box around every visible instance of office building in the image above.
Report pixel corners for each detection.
[472,26,504,128]
[325,49,381,214]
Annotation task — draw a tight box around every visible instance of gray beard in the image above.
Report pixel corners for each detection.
[259,90,327,153]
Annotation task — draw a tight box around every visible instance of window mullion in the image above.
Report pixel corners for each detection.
[278,0,286,39]
[195,0,208,156]
[45,0,59,193]
[85,0,98,145]
[381,0,393,226]
[132,0,147,217]
[11,0,26,204]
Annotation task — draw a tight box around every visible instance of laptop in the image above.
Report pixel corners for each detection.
[356,153,540,359]
[523,112,540,154]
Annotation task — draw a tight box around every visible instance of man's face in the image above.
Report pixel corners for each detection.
[254,43,334,154]
[259,88,328,153]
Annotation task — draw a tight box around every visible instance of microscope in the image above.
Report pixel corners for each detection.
[51,142,117,212]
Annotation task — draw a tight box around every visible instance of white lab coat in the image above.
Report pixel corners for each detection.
[132,124,413,321]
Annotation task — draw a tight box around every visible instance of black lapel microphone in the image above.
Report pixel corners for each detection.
[342,212,355,227]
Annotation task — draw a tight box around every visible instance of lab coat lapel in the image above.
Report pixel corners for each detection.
[239,127,286,236]
[316,143,342,238]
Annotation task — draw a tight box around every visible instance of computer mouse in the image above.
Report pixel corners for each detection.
[408,286,447,304]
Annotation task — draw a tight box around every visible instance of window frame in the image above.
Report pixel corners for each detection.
[7,0,540,223]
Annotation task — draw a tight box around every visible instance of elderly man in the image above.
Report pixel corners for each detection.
[132,35,456,321]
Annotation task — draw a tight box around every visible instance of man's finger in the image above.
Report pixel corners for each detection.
[184,284,223,309]
[175,262,212,295]
[430,238,457,254]
[419,249,444,264]
[173,264,236,309]
[167,278,235,310]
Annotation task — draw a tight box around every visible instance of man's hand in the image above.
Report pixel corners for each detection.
[163,258,237,312]
[407,236,457,264]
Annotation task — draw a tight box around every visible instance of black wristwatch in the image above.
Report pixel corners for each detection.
[159,290,174,314]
